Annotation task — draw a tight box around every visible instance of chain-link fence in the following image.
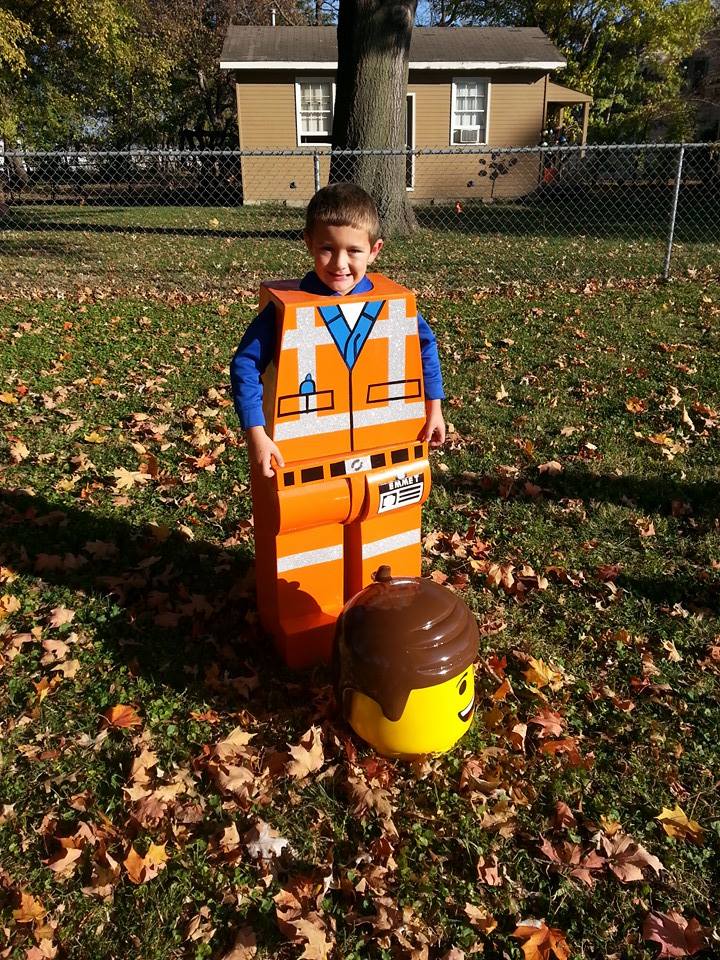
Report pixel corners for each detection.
[1,143,718,291]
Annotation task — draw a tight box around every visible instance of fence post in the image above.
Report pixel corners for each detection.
[663,143,685,281]
[313,153,321,194]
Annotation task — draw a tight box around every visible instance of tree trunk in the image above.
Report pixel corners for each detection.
[330,0,418,235]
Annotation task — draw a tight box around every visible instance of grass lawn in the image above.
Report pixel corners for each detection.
[2,198,718,293]
[0,224,719,959]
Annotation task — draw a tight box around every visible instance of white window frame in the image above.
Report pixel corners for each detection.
[406,91,416,191]
[295,77,335,147]
[450,76,490,146]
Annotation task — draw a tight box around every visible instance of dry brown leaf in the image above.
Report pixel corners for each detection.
[123,842,168,884]
[476,854,502,885]
[47,606,75,628]
[552,801,577,829]
[523,657,565,691]
[10,440,29,463]
[102,704,143,729]
[512,918,570,960]
[642,911,711,957]
[220,927,258,959]
[286,725,325,780]
[44,846,83,877]
[464,904,497,934]
[529,709,566,738]
[538,460,563,476]
[288,917,335,960]
[13,891,47,924]
[655,805,703,843]
[601,833,664,882]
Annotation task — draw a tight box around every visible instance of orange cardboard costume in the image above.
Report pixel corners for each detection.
[250,273,432,668]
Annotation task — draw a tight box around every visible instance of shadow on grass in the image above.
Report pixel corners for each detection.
[4,216,302,242]
[0,487,282,694]
[435,464,720,611]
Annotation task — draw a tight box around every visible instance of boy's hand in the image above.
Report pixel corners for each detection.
[421,398,446,449]
[246,426,285,478]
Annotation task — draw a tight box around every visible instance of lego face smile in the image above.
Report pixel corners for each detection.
[348,666,476,758]
[456,670,475,722]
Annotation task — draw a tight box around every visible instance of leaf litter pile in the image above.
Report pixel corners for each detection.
[0,272,719,959]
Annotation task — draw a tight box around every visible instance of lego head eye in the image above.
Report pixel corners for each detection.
[457,674,468,697]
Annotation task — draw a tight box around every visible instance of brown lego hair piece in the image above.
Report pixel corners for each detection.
[305,183,382,245]
[335,570,479,722]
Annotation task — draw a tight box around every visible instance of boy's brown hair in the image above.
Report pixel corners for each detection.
[305,183,382,245]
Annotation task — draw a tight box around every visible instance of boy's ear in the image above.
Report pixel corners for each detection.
[368,238,384,263]
[303,229,313,252]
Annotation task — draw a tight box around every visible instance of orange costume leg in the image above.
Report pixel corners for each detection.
[256,523,345,669]
[252,467,351,668]
[345,505,424,599]
[345,452,431,596]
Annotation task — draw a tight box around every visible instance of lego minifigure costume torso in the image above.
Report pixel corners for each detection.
[231,272,444,668]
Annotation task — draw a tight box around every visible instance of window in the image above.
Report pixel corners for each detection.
[451,78,489,145]
[296,79,333,145]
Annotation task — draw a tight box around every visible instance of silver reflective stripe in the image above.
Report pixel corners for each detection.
[277,544,343,573]
[281,306,332,383]
[278,306,336,437]
[368,299,417,383]
[274,411,351,440]
[362,529,421,560]
[354,400,426,428]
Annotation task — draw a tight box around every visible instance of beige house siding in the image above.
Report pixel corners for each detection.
[235,68,549,202]
[407,70,546,199]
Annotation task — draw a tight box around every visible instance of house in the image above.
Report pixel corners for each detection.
[219,25,591,203]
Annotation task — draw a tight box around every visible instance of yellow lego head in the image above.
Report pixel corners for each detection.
[335,566,479,758]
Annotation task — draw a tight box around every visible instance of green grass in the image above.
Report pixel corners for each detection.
[1,199,718,294]
[0,237,719,959]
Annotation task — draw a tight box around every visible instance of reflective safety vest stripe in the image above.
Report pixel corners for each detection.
[261,274,427,464]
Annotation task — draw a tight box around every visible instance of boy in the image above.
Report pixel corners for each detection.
[231,183,445,667]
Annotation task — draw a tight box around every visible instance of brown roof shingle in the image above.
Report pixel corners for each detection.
[220,25,565,69]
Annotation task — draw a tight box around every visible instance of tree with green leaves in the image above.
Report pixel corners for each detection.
[424,0,714,141]
[0,0,172,148]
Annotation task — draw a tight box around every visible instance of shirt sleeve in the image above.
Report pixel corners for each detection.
[230,302,276,429]
[417,310,445,401]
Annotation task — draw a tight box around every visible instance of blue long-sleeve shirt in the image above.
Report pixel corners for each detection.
[230,271,444,430]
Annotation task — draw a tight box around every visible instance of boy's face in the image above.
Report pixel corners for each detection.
[304,223,383,295]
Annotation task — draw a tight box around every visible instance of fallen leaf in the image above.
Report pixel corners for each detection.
[602,833,664,882]
[286,725,325,780]
[102,704,143,729]
[529,709,566,738]
[83,431,108,444]
[538,460,563,476]
[244,820,290,860]
[512,918,570,960]
[524,657,565,691]
[655,805,703,843]
[10,440,29,463]
[123,843,168,884]
[464,903,497,933]
[47,606,75,628]
[642,910,710,957]
[220,927,258,959]
[13,891,47,924]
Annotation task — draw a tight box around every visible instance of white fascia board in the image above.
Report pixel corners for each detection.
[221,59,567,71]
